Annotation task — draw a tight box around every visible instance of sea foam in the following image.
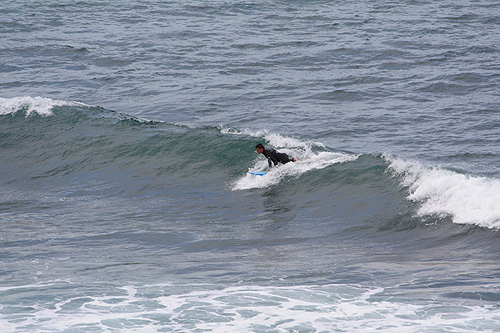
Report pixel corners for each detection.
[219,126,325,151]
[233,151,356,190]
[0,96,86,117]
[1,282,499,332]
[387,155,500,229]
[222,127,357,190]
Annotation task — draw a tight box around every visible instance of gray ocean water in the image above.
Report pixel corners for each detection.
[2,0,500,331]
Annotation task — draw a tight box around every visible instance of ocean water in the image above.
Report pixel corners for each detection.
[1,0,500,332]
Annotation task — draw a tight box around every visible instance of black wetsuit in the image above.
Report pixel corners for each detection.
[263,149,292,168]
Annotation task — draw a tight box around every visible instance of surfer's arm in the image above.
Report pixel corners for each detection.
[268,154,280,167]
[263,150,276,168]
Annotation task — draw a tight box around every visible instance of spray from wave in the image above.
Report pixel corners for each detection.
[0,96,88,117]
[233,152,357,190]
[220,126,359,190]
[386,155,500,229]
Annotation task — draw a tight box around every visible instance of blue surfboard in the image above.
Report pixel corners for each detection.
[248,171,267,176]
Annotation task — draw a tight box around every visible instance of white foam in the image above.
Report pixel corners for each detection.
[0,96,86,117]
[386,155,500,229]
[2,282,499,332]
[220,126,355,190]
[219,125,325,151]
[234,151,357,190]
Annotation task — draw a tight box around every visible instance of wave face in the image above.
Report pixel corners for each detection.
[0,97,258,193]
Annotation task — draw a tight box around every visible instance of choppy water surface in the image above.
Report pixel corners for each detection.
[1,0,500,331]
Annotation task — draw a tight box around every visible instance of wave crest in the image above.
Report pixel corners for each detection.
[387,155,500,229]
[0,96,87,117]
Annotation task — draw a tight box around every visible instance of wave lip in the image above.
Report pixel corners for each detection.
[0,96,87,117]
[387,155,500,229]
[219,125,326,151]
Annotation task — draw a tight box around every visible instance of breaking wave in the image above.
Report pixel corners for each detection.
[2,96,500,230]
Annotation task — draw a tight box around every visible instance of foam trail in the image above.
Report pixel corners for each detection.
[0,96,86,116]
[234,151,356,190]
[386,155,500,229]
[220,126,351,190]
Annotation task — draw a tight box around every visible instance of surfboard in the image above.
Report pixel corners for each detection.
[248,171,267,176]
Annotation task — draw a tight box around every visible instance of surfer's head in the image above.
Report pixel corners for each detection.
[255,143,265,154]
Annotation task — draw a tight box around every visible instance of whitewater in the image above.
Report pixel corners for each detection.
[2,0,500,331]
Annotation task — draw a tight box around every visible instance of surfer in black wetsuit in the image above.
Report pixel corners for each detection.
[256,143,296,168]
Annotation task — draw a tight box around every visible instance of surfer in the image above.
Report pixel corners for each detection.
[256,143,296,168]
